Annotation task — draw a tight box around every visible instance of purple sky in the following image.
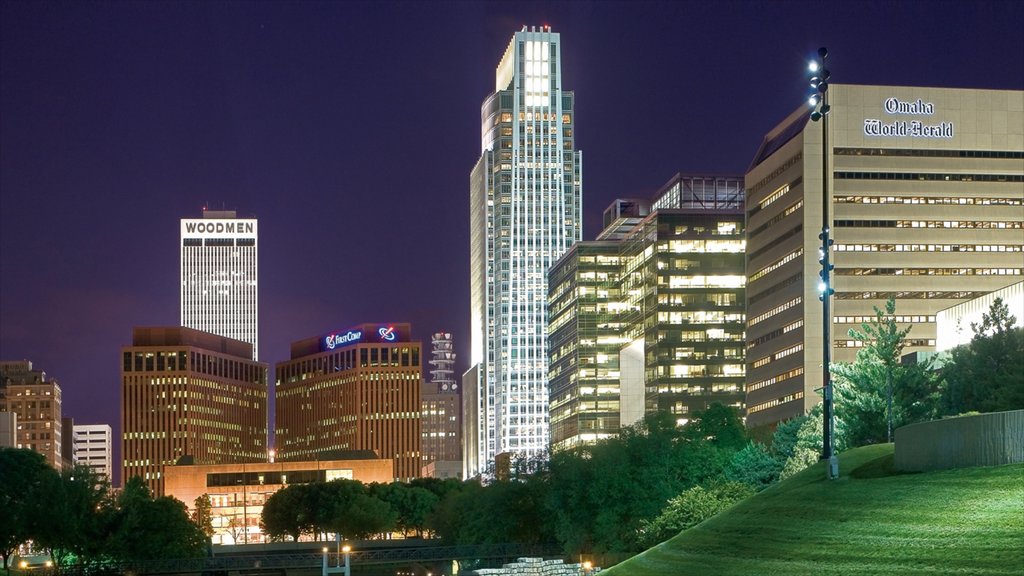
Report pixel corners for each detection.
[2,1,1022,483]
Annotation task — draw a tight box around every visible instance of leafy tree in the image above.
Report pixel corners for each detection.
[724,442,781,491]
[322,480,395,539]
[0,448,57,571]
[261,483,312,542]
[34,464,112,567]
[833,299,941,447]
[191,494,214,539]
[775,409,826,480]
[636,482,753,549]
[107,477,205,561]
[943,297,1024,414]
[371,482,438,536]
[683,404,748,451]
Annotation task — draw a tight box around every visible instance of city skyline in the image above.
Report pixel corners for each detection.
[2,2,1023,482]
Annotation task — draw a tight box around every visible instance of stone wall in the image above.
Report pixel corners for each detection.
[894,410,1024,472]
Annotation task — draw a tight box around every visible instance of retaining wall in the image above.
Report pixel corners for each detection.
[894,409,1024,472]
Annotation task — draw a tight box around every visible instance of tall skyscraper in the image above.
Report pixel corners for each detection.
[467,26,583,475]
[275,323,423,482]
[74,423,113,483]
[745,85,1023,427]
[121,327,268,496]
[0,360,63,470]
[181,209,259,360]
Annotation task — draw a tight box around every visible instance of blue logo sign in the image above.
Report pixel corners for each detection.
[324,330,362,350]
[378,326,396,342]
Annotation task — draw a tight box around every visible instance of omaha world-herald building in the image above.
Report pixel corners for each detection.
[121,327,268,496]
[745,85,1023,428]
[181,209,258,359]
[467,26,583,477]
[276,324,422,481]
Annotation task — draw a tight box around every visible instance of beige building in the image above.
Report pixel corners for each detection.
[745,85,1024,428]
[0,360,63,470]
[121,327,269,496]
[164,455,393,545]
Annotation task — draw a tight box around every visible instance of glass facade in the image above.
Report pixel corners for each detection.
[547,189,748,448]
[468,27,582,474]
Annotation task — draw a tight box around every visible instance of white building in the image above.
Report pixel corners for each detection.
[73,423,112,482]
[467,26,583,475]
[936,282,1024,351]
[180,209,258,359]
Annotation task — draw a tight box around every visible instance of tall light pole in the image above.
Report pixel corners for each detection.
[809,46,838,480]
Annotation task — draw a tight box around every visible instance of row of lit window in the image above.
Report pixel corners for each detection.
[835,338,935,348]
[833,195,1021,206]
[746,319,803,350]
[747,391,804,414]
[747,367,804,392]
[749,273,801,306]
[835,290,990,300]
[833,315,935,324]
[749,200,803,240]
[833,147,1024,159]
[834,244,1021,253]
[745,295,798,327]
[750,248,802,283]
[747,153,802,196]
[836,267,1021,276]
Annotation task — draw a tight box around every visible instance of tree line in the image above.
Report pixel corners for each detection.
[0,453,206,571]
[4,298,1019,564]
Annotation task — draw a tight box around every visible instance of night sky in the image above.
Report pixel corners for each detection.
[2,1,1022,482]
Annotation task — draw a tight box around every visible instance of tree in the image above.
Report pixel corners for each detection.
[191,494,214,539]
[34,464,112,567]
[636,482,754,549]
[107,477,205,561]
[833,298,941,447]
[261,484,312,542]
[371,482,438,537]
[724,442,781,491]
[0,448,57,571]
[942,297,1024,414]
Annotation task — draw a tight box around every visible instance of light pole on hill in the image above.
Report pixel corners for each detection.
[809,46,839,480]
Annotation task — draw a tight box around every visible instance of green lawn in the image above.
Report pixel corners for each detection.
[601,444,1024,575]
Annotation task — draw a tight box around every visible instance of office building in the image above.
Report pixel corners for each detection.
[468,25,583,475]
[745,85,1023,428]
[421,333,460,476]
[74,423,113,483]
[0,360,63,470]
[548,241,624,450]
[181,209,259,360]
[276,323,423,481]
[936,281,1023,351]
[121,327,268,496]
[164,455,393,545]
[0,412,16,448]
[548,176,746,448]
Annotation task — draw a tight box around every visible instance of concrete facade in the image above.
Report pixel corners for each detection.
[745,85,1024,428]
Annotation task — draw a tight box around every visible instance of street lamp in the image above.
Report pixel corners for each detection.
[342,544,352,576]
[809,46,839,480]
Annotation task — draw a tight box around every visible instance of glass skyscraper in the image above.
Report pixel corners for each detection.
[467,26,582,475]
[180,209,258,360]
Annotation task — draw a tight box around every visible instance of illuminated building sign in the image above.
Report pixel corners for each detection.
[864,97,953,139]
[324,330,363,350]
[181,219,258,238]
[320,324,407,351]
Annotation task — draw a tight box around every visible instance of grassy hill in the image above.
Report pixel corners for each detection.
[601,444,1023,575]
